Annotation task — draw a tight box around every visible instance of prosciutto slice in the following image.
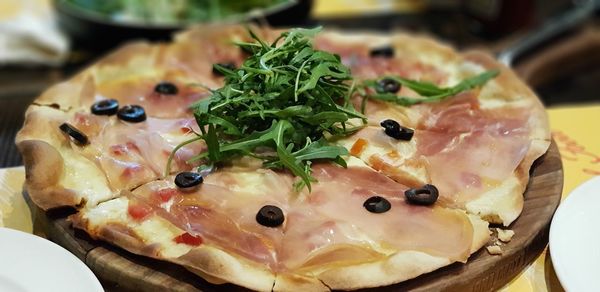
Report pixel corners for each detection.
[127,168,294,270]
[280,163,474,270]
[70,113,205,190]
[122,163,475,272]
[415,94,531,205]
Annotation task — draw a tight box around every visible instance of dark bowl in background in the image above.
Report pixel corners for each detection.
[54,0,313,52]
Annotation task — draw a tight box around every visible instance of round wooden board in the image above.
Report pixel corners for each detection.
[30,141,563,292]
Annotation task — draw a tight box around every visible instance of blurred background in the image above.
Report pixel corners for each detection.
[0,0,598,167]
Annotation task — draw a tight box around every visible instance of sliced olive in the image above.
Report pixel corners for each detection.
[404,184,439,205]
[363,196,391,213]
[59,123,89,146]
[369,46,394,58]
[380,119,414,141]
[212,62,236,76]
[240,45,256,55]
[174,172,203,189]
[376,78,401,93]
[256,205,284,227]
[117,105,146,123]
[91,99,119,116]
[154,82,178,95]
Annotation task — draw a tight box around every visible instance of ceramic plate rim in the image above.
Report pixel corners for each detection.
[0,227,103,292]
[549,176,600,292]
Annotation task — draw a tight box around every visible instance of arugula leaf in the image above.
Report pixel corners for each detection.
[168,27,499,191]
[364,70,500,106]
[183,27,362,190]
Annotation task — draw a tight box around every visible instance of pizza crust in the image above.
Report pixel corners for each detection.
[17,106,114,209]
[18,140,81,210]
[18,25,550,290]
[73,196,489,291]
[17,107,77,210]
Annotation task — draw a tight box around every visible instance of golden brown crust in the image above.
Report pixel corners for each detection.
[72,201,488,292]
[18,140,81,210]
[71,211,277,292]
[17,106,77,210]
[273,273,330,292]
[175,247,276,291]
[17,105,114,209]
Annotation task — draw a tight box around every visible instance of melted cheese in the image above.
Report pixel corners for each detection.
[84,197,192,258]
[59,149,113,207]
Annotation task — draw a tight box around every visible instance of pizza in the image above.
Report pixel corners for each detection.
[16,25,550,291]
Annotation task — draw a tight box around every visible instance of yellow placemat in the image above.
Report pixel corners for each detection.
[312,0,425,18]
[502,103,600,292]
[0,167,31,233]
[548,104,600,195]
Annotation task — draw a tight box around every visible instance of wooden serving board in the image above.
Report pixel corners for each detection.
[30,141,563,292]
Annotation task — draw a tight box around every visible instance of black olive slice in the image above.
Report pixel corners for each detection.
[91,99,119,116]
[404,184,439,205]
[380,119,414,141]
[174,172,203,189]
[376,78,401,93]
[240,45,255,55]
[369,46,394,58]
[212,62,236,76]
[117,105,146,123]
[363,196,391,213]
[256,205,285,227]
[154,82,178,95]
[59,123,89,146]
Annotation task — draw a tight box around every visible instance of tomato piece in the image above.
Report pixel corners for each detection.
[350,138,368,156]
[156,188,178,202]
[173,232,203,246]
[127,202,152,221]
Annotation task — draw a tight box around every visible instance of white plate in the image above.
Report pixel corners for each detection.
[0,227,103,292]
[550,176,600,292]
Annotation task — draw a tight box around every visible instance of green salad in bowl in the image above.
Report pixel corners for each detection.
[64,0,297,25]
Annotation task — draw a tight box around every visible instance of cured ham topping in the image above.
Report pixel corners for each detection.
[67,114,205,190]
[72,112,109,137]
[412,94,531,204]
[279,163,474,269]
[94,78,210,119]
[156,188,177,203]
[127,171,292,269]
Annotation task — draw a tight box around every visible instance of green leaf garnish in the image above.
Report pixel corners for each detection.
[363,70,500,106]
[184,27,361,190]
[167,27,499,191]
